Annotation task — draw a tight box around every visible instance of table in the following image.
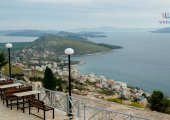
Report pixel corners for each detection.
[14,90,41,113]
[0,78,6,81]
[0,83,22,89]
[0,83,23,99]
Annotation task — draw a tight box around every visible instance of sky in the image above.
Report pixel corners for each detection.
[0,0,170,30]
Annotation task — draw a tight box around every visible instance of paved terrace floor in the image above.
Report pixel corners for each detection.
[0,100,72,120]
[1,93,170,120]
[75,94,170,120]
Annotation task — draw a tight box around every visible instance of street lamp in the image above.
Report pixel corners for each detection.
[64,48,74,119]
[5,43,12,80]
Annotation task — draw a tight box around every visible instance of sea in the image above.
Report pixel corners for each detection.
[0,36,37,43]
[72,32,170,96]
[0,32,170,96]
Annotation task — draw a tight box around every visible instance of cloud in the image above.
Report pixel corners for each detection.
[18,0,170,5]
[18,0,94,6]
[17,0,170,11]
[1,0,170,29]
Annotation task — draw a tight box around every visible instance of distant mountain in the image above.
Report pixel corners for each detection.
[0,27,157,37]
[4,30,58,37]
[24,34,122,56]
[0,30,23,36]
[151,27,170,33]
[57,31,106,39]
[73,26,156,32]
[0,29,106,38]
[73,26,118,32]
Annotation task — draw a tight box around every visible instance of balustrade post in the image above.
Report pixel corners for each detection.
[66,94,69,115]
[84,104,86,120]
[77,100,81,117]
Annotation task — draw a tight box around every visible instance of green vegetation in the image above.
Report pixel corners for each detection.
[99,88,115,95]
[107,98,123,104]
[98,43,122,49]
[3,65,22,76]
[74,84,88,91]
[31,34,122,55]
[56,78,63,91]
[30,76,43,82]
[5,30,47,37]
[43,67,57,90]
[0,42,32,51]
[0,51,7,69]
[149,90,170,114]
[12,73,25,80]
[130,102,144,108]
[107,98,144,108]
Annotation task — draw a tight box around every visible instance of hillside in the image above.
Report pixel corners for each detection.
[151,27,170,33]
[28,34,122,56]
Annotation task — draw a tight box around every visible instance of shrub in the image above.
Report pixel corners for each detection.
[100,88,115,95]
[149,90,170,113]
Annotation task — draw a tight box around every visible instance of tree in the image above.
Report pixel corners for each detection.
[0,51,7,69]
[43,67,57,90]
[149,90,170,113]
[159,98,170,113]
[149,90,164,111]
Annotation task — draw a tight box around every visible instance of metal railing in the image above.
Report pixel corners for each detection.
[67,95,81,117]
[83,105,150,120]
[40,88,81,117]
[5,77,150,120]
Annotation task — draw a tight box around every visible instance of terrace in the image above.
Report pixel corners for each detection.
[0,76,169,120]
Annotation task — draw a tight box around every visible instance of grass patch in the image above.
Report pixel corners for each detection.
[107,98,123,104]
[130,102,144,108]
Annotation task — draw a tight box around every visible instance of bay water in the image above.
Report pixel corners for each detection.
[72,32,170,96]
[0,36,37,43]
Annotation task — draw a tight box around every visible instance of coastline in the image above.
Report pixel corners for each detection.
[72,49,119,58]
[73,49,116,66]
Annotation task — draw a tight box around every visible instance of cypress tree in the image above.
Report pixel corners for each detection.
[43,67,56,90]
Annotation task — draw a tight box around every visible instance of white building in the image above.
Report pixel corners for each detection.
[52,62,58,69]
[87,73,97,83]
[97,76,107,85]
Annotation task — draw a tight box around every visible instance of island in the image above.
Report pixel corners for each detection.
[151,27,170,33]
[14,34,122,58]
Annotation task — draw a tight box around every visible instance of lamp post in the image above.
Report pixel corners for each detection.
[5,43,12,80]
[64,48,74,119]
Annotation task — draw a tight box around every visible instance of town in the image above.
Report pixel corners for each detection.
[1,47,149,108]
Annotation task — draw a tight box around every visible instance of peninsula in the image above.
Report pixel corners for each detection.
[14,34,122,58]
